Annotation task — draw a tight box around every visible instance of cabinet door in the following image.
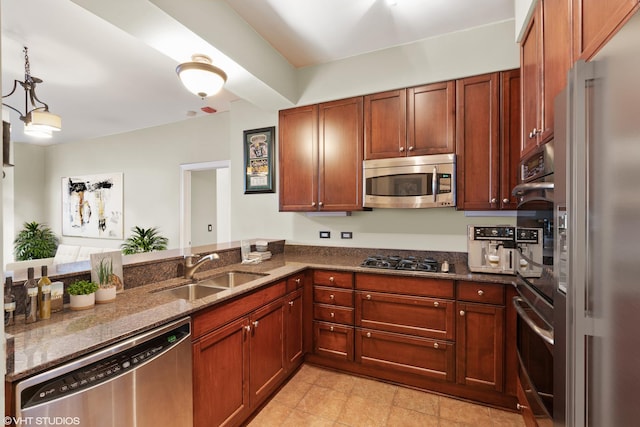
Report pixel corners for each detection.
[520,2,543,158]
[278,105,318,211]
[249,298,285,407]
[573,0,640,60]
[407,81,456,155]
[500,69,521,210]
[285,289,304,371]
[455,72,500,210]
[193,317,250,427]
[318,97,364,211]
[355,291,454,341]
[356,328,455,382]
[456,302,505,392]
[364,90,407,159]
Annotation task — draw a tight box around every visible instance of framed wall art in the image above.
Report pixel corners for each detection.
[61,172,124,239]
[243,126,275,194]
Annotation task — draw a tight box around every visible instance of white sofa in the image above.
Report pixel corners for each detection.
[5,244,114,271]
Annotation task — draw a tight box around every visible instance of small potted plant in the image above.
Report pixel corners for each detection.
[67,280,99,311]
[95,258,117,304]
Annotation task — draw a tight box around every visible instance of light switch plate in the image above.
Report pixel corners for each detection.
[319,231,331,238]
[341,231,353,239]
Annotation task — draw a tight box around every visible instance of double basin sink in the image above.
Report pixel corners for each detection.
[160,271,267,301]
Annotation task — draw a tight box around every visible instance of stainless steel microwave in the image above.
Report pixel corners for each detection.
[363,154,456,208]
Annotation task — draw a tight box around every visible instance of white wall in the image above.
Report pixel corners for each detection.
[191,169,217,246]
[514,0,537,42]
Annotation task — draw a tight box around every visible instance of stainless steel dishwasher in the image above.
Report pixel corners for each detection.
[15,317,193,426]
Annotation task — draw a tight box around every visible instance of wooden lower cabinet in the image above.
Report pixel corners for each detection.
[313,321,354,361]
[356,328,455,381]
[284,288,304,370]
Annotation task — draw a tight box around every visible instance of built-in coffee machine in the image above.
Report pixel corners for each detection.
[467,225,543,277]
[467,225,517,275]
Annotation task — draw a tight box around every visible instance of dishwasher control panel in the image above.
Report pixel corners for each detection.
[19,321,190,409]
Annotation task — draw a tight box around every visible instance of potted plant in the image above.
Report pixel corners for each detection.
[95,258,117,304]
[67,280,99,311]
[14,221,59,261]
[121,226,169,255]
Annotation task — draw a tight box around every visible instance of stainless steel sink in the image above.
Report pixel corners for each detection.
[160,283,228,301]
[197,271,267,289]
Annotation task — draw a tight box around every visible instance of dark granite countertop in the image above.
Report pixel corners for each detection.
[5,250,516,382]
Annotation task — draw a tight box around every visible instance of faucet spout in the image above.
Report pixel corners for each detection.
[183,253,220,279]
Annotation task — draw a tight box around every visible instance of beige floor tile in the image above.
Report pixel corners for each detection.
[350,376,398,405]
[296,385,349,421]
[489,408,527,427]
[247,400,293,426]
[385,406,439,427]
[294,364,327,384]
[438,396,493,426]
[314,369,357,394]
[392,386,439,416]
[335,394,391,427]
[438,419,475,427]
[281,409,336,427]
[273,377,313,408]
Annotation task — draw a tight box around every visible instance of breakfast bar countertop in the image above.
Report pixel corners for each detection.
[5,250,516,382]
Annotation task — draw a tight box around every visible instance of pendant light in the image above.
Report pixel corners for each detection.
[176,54,227,98]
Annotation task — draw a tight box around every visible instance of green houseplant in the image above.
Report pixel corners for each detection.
[67,280,99,311]
[14,221,59,261]
[121,226,169,255]
[95,258,117,304]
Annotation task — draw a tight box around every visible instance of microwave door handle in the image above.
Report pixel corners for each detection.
[432,165,438,203]
[512,297,554,345]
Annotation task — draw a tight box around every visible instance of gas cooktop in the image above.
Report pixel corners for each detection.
[360,255,452,273]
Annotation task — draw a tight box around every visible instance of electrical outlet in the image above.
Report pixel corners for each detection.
[341,231,353,239]
[319,231,331,238]
[207,224,212,232]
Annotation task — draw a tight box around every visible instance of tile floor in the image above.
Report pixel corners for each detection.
[248,364,526,427]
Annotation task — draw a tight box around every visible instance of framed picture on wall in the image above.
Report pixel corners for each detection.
[243,126,275,194]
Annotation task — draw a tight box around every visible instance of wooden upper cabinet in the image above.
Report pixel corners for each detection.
[573,0,640,60]
[318,97,364,211]
[520,2,543,158]
[500,69,521,210]
[364,90,407,159]
[279,105,318,211]
[456,73,500,210]
[407,81,456,156]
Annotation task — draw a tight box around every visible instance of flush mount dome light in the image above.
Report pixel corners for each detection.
[176,54,227,98]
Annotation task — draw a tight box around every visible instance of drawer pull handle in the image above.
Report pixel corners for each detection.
[434,301,439,307]
[434,342,439,349]
[477,289,484,296]
[330,326,334,332]
[329,276,335,282]
[366,294,372,300]
[460,310,465,316]
[329,294,335,300]
[366,332,371,338]
[330,312,335,318]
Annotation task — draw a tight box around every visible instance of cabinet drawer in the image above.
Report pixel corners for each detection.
[356,328,455,382]
[355,273,454,299]
[314,270,353,289]
[314,303,354,325]
[286,272,305,293]
[457,281,505,305]
[314,286,353,307]
[313,321,354,361]
[356,291,454,340]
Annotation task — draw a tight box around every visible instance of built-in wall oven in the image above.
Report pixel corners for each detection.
[512,141,555,424]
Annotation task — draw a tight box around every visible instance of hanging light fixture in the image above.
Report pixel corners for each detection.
[176,54,227,98]
[2,46,61,139]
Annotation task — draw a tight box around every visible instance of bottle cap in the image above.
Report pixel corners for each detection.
[27,267,34,279]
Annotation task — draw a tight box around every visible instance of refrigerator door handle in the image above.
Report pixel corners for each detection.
[513,296,555,345]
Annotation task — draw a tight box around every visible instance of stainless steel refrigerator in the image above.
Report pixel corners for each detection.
[554,10,640,427]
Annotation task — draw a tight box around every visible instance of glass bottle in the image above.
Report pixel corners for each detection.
[37,265,52,320]
[4,276,16,326]
[24,267,38,324]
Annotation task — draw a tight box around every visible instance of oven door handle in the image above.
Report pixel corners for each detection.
[512,296,554,345]
[512,182,554,196]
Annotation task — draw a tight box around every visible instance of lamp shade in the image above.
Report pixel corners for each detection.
[23,110,62,138]
[176,55,227,98]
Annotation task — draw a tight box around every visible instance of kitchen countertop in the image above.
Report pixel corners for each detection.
[5,252,516,382]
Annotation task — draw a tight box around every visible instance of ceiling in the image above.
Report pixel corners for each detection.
[1,0,514,145]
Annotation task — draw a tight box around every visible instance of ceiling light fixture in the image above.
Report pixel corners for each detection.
[176,54,227,98]
[2,46,62,139]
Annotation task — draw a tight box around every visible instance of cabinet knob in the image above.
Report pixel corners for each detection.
[330,312,335,318]
[477,289,484,296]
[318,201,324,207]
[366,332,371,338]
[329,276,335,282]
[528,128,539,139]
[399,146,405,152]
[244,325,251,332]
[311,202,316,207]
[329,294,335,300]
[366,294,372,300]
[289,301,295,307]
[517,403,528,411]
[433,342,439,349]
[408,146,414,151]
[252,320,259,329]
[330,326,334,332]
[503,198,509,204]
[459,310,465,316]
[491,198,497,203]
[295,278,301,284]
[434,301,439,307]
